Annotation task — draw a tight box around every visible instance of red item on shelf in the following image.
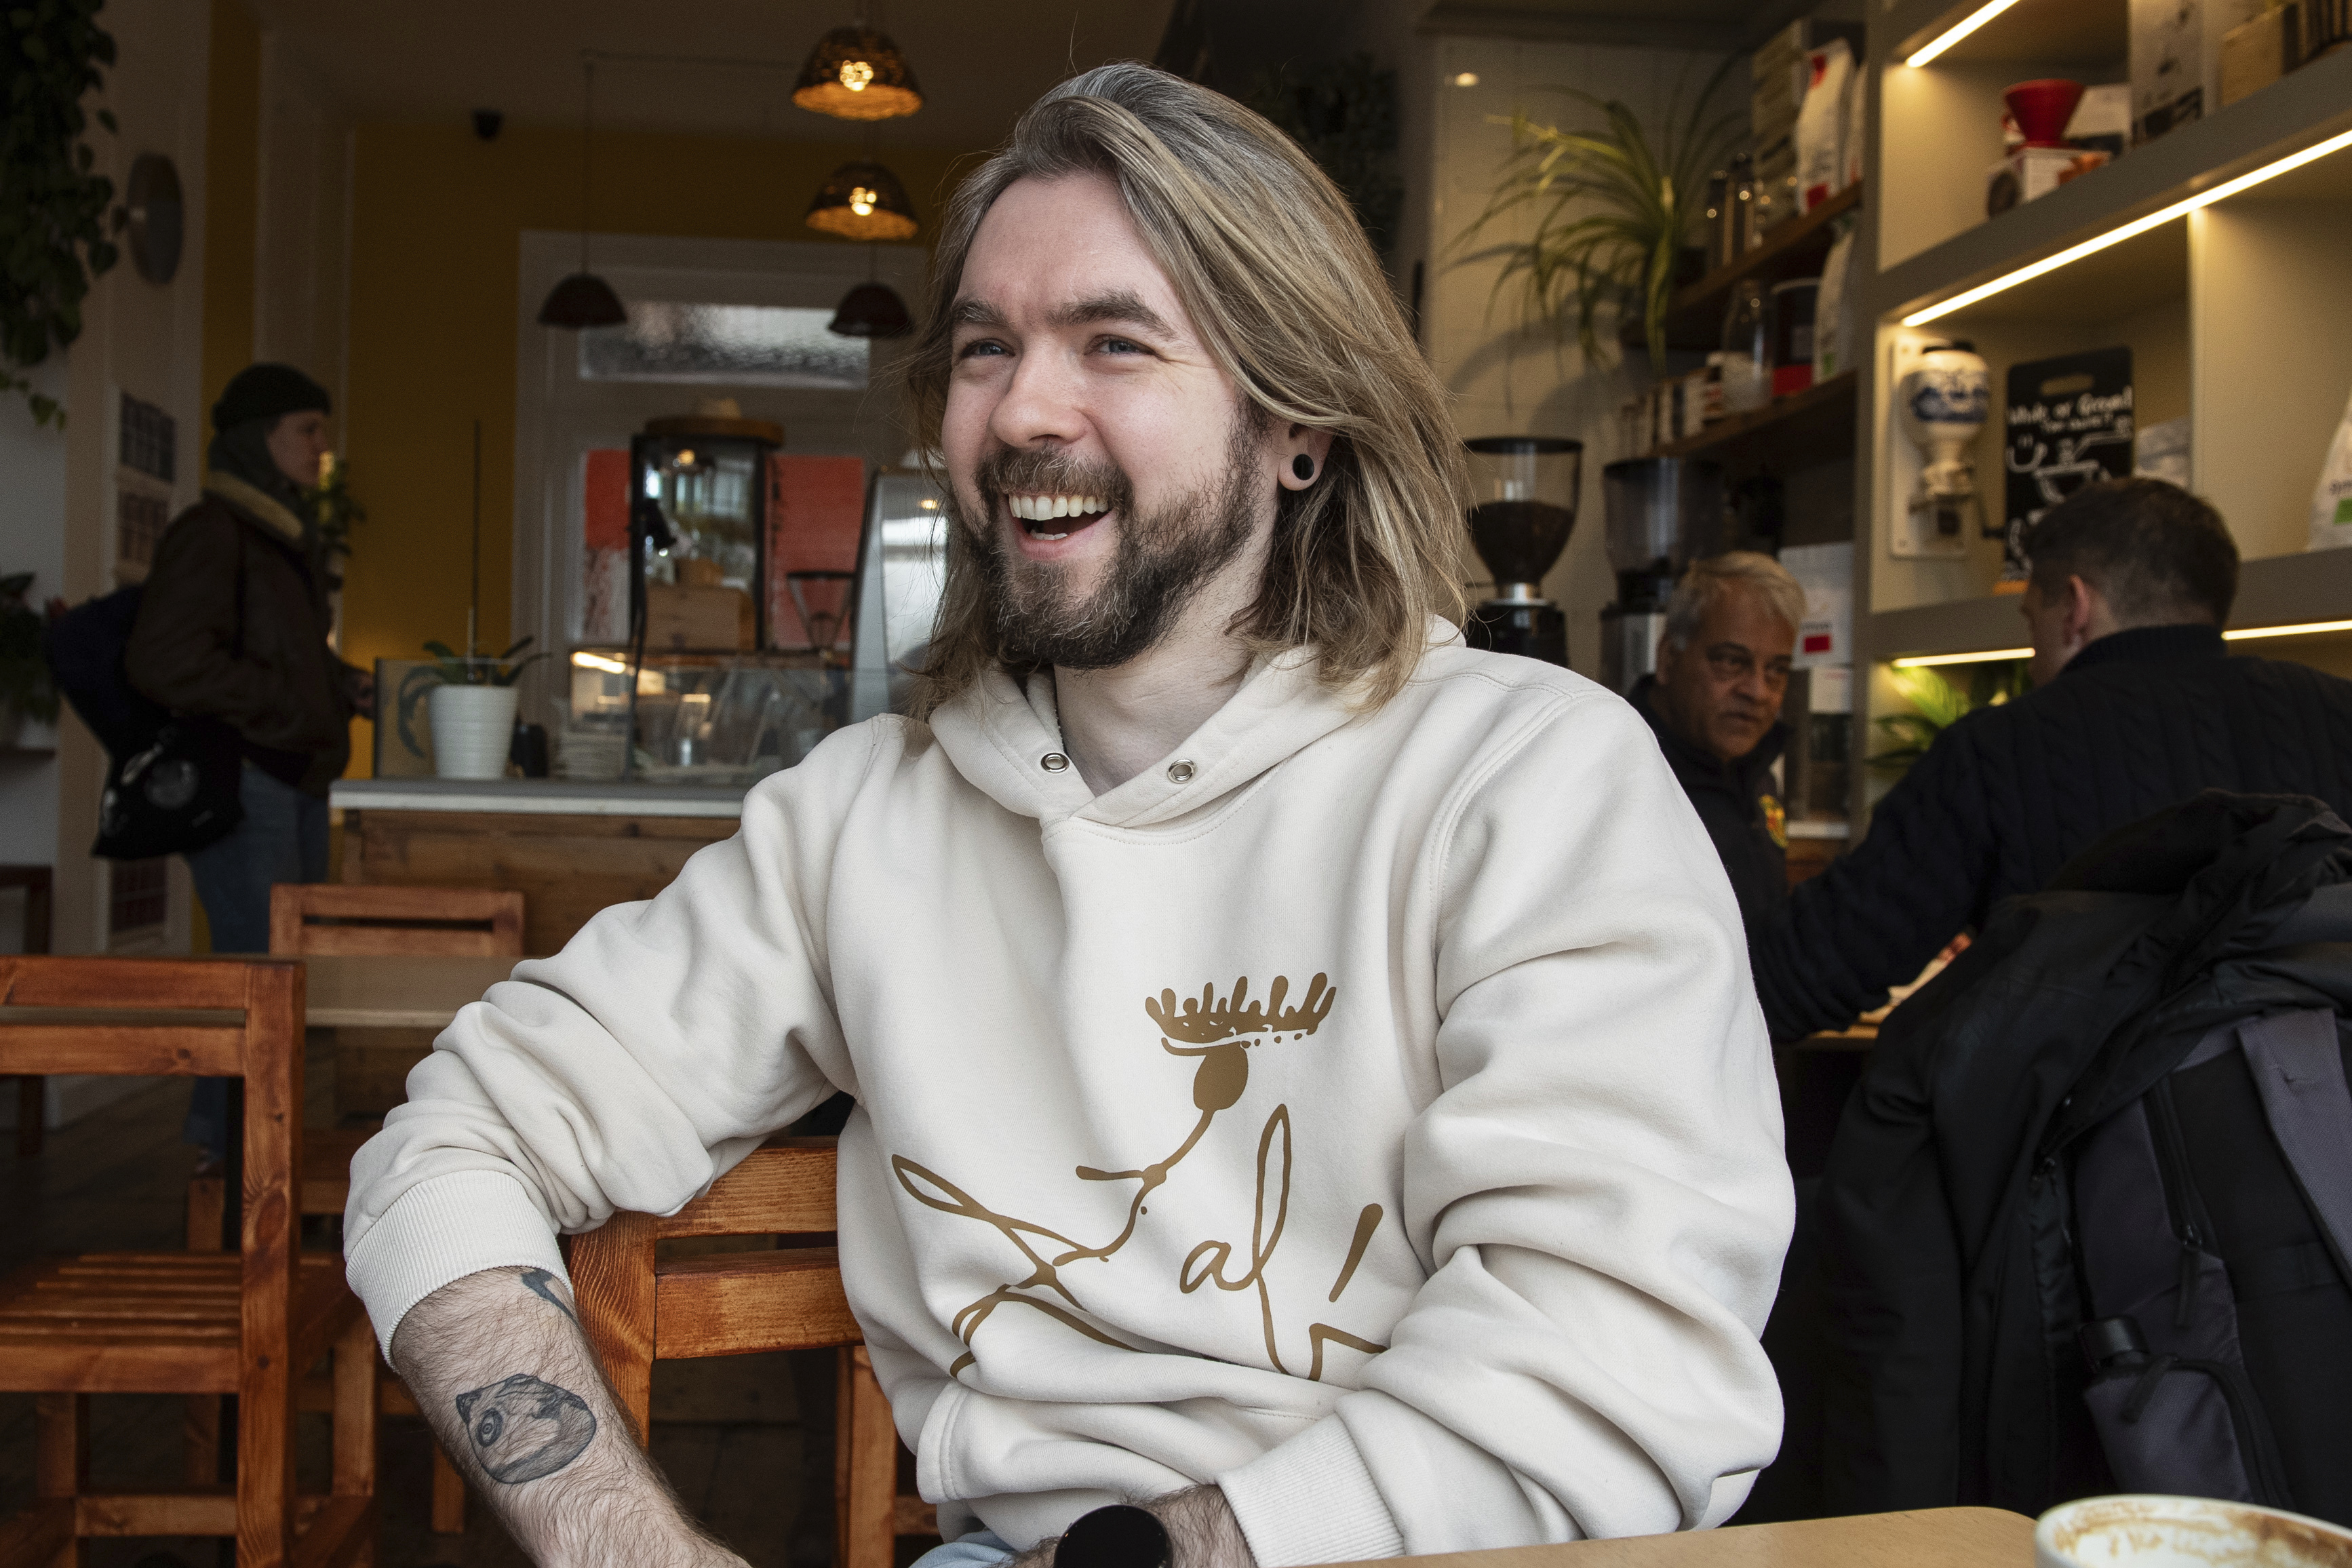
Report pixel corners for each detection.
[2003,79,2085,147]
[1773,364,1816,398]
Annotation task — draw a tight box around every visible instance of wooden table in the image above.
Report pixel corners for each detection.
[298,953,518,1121]
[1341,1508,2033,1568]
[300,953,516,1029]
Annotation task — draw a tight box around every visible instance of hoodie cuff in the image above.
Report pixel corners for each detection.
[345,1169,569,1357]
[1217,1415,1405,1567]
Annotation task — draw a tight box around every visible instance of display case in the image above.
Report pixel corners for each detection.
[630,414,783,653]
[560,651,845,785]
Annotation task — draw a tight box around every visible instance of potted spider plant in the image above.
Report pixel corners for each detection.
[397,638,547,781]
[1454,58,1742,372]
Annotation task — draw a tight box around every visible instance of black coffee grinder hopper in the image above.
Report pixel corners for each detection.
[1463,436,1582,666]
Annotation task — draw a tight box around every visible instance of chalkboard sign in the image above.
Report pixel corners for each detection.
[2003,347,2135,587]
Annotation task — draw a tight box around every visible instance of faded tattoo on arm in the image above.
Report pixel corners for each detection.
[520,1267,578,1324]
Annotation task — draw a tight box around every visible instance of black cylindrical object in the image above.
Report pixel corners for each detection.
[1463,600,1567,666]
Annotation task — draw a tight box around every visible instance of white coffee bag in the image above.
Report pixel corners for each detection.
[1813,220,1859,383]
[1797,40,1854,213]
[2309,385,2352,551]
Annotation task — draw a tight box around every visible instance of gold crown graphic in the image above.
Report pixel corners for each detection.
[1143,974,1335,1045]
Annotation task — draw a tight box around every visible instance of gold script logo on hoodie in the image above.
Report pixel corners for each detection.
[892,973,1388,1381]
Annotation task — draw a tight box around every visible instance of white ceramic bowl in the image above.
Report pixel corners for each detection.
[2038,1495,2352,1568]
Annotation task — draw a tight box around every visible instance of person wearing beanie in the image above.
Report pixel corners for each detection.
[126,361,373,1159]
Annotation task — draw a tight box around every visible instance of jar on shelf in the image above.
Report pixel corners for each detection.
[1770,277,1821,397]
[1720,278,1771,414]
[1723,153,1756,263]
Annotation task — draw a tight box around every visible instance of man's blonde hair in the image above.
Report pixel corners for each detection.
[901,62,1466,718]
[1663,551,1807,650]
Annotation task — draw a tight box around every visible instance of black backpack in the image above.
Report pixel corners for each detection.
[45,560,246,861]
[2070,1001,2352,1525]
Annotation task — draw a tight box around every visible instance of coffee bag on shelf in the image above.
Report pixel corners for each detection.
[2308,384,2352,551]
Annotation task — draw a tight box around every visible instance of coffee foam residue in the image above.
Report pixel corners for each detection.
[2052,1499,2352,1568]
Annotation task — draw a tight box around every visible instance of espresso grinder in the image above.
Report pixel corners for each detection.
[1462,436,1582,665]
[1599,457,1726,697]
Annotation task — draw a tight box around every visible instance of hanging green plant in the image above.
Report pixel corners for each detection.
[1246,54,1403,256]
[1,0,122,428]
[1453,59,1740,371]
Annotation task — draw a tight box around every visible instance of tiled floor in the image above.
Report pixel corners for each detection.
[0,1047,865,1568]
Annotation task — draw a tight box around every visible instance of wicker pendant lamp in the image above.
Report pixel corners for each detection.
[806,161,918,243]
[792,24,922,121]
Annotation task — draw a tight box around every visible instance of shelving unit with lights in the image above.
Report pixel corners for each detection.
[1845,0,2352,785]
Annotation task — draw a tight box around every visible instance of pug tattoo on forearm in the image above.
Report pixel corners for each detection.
[454,1374,598,1483]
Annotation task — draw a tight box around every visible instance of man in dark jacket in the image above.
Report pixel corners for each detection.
[1635,551,1804,936]
[1752,479,2352,1040]
[127,364,368,1151]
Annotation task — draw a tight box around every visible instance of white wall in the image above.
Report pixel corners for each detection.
[255,30,352,411]
[1424,37,1740,674]
[0,357,68,871]
[1320,2,1742,675]
[41,0,214,963]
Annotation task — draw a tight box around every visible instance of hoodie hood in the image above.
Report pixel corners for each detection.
[926,619,1465,829]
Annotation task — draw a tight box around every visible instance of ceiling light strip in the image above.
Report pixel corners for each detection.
[1903,0,2027,66]
[1901,125,2352,326]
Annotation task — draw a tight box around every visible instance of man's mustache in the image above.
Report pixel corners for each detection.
[973,449,1135,515]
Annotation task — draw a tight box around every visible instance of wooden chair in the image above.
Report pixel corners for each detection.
[268,882,524,960]
[569,1137,937,1568]
[2,863,56,1158]
[258,883,527,1219]
[239,882,526,1535]
[0,955,377,1568]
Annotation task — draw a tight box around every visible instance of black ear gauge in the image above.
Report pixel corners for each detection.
[1291,453,1315,482]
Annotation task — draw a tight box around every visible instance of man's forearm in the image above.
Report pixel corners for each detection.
[389,1266,742,1568]
[1009,1485,1257,1568]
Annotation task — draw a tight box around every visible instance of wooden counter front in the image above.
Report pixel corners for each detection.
[341,808,737,957]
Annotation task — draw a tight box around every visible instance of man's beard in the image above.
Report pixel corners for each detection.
[955,408,1261,672]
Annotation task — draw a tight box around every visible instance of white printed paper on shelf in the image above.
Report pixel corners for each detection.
[1781,542,1852,668]
[2309,386,2352,551]
[2136,415,2192,490]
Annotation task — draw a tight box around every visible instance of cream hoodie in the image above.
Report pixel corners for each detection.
[345,638,1792,1565]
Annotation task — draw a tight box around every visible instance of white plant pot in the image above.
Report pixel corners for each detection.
[428,684,520,780]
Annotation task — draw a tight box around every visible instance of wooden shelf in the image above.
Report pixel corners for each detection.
[1866,548,2352,659]
[1644,370,1858,471]
[1873,47,2352,323]
[1888,0,2125,68]
[1625,185,1864,353]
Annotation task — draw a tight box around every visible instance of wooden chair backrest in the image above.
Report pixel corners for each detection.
[0,954,343,1565]
[269,884,525,958]
[0,956,305,1348]
[568,1138,851,1441]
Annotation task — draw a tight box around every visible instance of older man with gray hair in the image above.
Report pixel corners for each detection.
[1635,551,1807,937]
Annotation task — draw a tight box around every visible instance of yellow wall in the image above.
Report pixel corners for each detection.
[200,0,258,424]
[339,125,966,772]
